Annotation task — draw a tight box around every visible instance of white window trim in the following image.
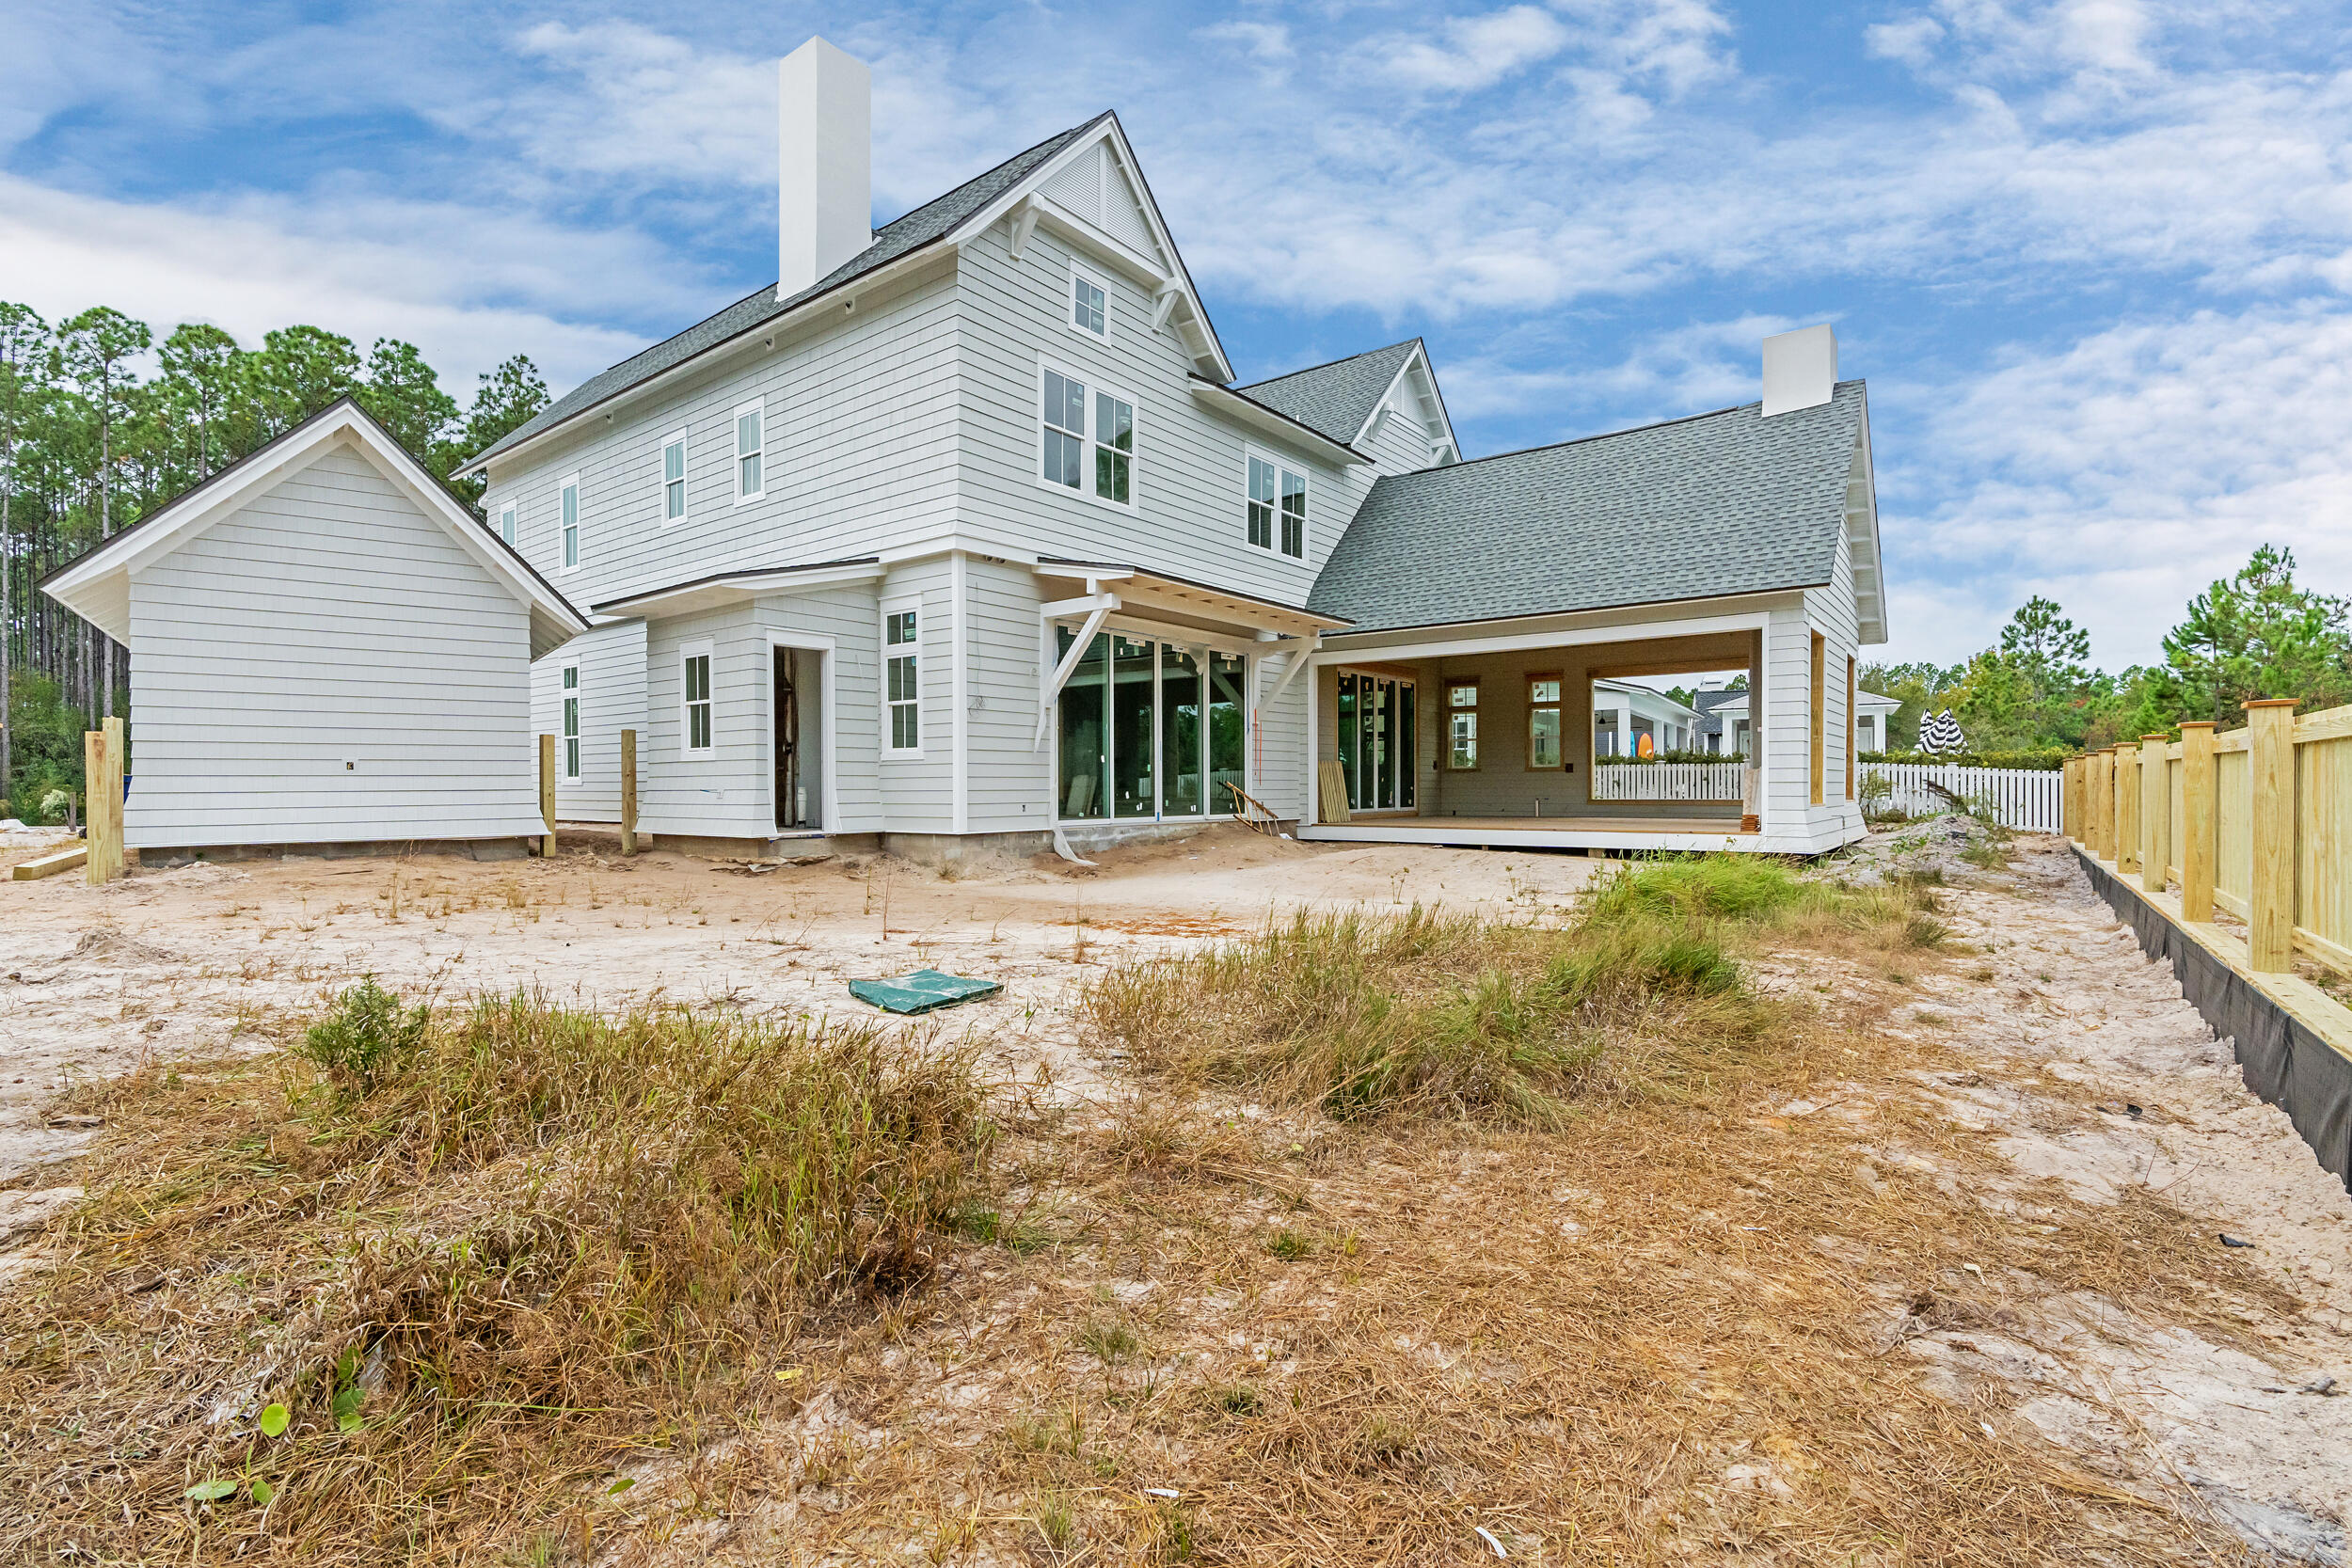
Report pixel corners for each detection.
[882,594,924,759]
[1241,444,1310,563]
[498,499,516,547]
[1067,260,1111,340]
[558,474,581,574]
[561,662,582,784]
[660,430,688,526]
[1035,356,1140,515]
[733,398,765,504]
[679,640,715,760]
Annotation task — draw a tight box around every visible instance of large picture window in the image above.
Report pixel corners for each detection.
[1040,364,1137,508]
[1338,673,1416,812]
[1056,631,1248,822]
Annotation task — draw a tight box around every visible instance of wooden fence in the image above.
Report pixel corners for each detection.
[1864,763,2066,832]
[2063,700,2352,974]
[1590,761,1746,801]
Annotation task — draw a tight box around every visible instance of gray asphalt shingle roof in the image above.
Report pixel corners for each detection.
[1237,340,1420,448]
[1308,381,1867,634]
[465,115,1109,471]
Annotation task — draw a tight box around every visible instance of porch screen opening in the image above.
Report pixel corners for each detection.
[1337,673,1416,813]
[1057,631,1248,821]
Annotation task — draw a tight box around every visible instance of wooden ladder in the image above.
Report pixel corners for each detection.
[1224,781,1283,835]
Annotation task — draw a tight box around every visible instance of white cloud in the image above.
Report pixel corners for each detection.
[496,21,776,189]
[1879,303,2352,667]
[1199,21,1295,63]
[0,174,679,393]
[1366,6,1576,92]
[1866,16,1947,64]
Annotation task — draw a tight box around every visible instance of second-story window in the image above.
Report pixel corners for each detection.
[1246,452,1307,560]
[1071,265,1107,337]
[498,500,516,546]
[662,434,686,522]
[1041,365,1137,509]
[735,401,764,501]
[560,478,579,570]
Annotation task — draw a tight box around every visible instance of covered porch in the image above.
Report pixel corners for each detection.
[1298,610,1798,853]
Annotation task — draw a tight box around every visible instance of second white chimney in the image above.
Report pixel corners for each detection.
[1761,324,1837,417]
[778,38,872,299]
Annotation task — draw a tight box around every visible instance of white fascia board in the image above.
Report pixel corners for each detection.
[1318,606,1778,665]
[1846,406,1888,645]
[1188,381,1368,468]
[595,561,887,620]
[964,117,1233,383]
[453,245,955,483]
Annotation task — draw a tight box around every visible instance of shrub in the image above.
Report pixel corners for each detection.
[299,978,428,1095]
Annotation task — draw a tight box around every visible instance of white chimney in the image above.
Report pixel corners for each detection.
[777,38,872,300]
[1761,324,1837,417]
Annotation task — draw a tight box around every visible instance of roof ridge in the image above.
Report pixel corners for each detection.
[1240,337,1421,391]
[1381,382,1862,479]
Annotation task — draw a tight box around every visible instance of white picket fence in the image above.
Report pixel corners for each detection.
[1591,761,1747,801]
[1863,763,2065,832]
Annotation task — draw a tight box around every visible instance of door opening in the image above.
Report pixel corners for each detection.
[773,645,818,831]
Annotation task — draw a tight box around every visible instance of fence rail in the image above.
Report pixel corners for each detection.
[2065,702,2352,976]
[1864,763,2066,832]
[1589,761,1746,801]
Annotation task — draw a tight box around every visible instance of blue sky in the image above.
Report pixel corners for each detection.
[8,0,2351,671]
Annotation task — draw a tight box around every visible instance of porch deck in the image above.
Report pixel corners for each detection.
[1301,814,1755,852]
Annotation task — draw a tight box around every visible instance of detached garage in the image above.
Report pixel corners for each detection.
[41,398,586,861]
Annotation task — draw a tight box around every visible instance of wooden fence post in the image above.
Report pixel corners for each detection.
[2246,699,2299,972]
[2140,733,2170,895]
[2115,741,2141,874]
[538,734,557,858]
[620,728,639,856]
[2179,722,2216,923]
[2087,750,2106,857]
[84,724,123,885]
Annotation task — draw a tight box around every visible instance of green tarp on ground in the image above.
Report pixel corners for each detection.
[848,969,1004,1015]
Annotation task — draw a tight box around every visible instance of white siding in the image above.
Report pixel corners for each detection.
[123,444,540,848]
[876,558,955,833]
[964,554,1055,833]
[531,621,646,822]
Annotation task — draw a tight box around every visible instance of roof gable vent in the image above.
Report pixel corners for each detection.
[1761,324,1836,417]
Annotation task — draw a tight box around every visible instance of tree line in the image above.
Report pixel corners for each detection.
[1862,545,2352,760]
[0,301,550,816]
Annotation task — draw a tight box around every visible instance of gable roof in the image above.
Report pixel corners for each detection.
[41,397,588,660]
[1309,381,1875,637]
[459,110,1235,479]
[461,118,1101,476]
[1239,340,1424,449]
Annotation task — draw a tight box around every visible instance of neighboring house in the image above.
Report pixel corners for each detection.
[1592,678,1706,756]
[1855,689,1901,752]
[41,400,587,859]
[1690,686,1749,755]
[453,38,1887,859]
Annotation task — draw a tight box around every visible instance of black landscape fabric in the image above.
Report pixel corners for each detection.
[2075,847,2352,1189]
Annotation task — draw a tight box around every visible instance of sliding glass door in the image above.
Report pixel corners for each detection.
[1057,630,1249,822]
[1336,672,1417,813]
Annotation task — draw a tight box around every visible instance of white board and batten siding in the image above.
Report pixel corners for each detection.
[125,446,543,848]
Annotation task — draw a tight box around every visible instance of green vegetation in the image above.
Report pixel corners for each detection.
[0,987,993,1561]
[1083,856,1944,1129]
[1868,547,2352,755]
[0,299,551,808]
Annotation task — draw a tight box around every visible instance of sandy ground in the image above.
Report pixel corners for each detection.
[8,821,2352,1558]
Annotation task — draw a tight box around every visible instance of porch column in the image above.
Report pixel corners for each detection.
[1615,699,1632,757]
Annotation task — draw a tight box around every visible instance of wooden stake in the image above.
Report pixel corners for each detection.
[538,734,557,858]
[620,728,639,856]
[84,723,123,885]
[2140,733,2169,894]
[2179,722,2217,923]
[2247,699,2298,972]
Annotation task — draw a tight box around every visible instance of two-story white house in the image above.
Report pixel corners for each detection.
[453,38,1887,863]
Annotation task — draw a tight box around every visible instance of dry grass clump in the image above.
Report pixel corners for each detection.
[1084,856,1945,1125]
[0,984,993,1563]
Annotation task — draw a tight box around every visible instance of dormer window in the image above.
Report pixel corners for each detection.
[1070,264,1107,338]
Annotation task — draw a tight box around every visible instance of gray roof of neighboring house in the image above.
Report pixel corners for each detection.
[1237,340,1421,448]
[1690,687,1744,738]
[1309,381,1868,635]
[465,115,1109,471]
